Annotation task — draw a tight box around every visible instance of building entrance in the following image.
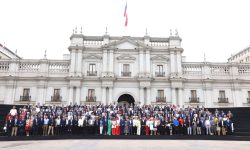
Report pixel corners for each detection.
[117,94,135,107]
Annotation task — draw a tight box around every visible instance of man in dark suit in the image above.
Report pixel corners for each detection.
[103,117,108,135]
[128,118,133,135]
[120,117,125,135]
[60,116,67,135]
[18,118,26,136]
[32,116,39,136]
[6,116,12,136]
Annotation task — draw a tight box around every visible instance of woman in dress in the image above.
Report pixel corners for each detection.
[107,117,112,136]
[25,116,32,136]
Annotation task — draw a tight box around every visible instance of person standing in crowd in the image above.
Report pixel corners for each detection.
[10,106,17,117]
[173,117,179,135]
[186,118,192,135]
[99,117,104,135]
[145,117,150,135]
[7,116,12,136]
[192,118,197,135]
[111,117,116,135]
[18,117,26,136]
[103,117,108,135]
[11,115,19,136]
[48,116,55,136]
[107,117,112,136]
[55,116,61,135]
[120,116,125,135]
[78,115,84,135]
[32,116,39,136]
[128,117,133,135]
[43,115,49,136]
[124,117,129,135]
[25,116,32,136]
[61,116,67,135]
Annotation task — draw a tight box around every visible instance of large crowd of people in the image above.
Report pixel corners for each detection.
[3,103,234,137]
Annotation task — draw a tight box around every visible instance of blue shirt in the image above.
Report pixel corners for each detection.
[173,119,179,127]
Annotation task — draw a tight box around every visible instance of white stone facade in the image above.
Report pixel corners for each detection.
[1,32,250,107]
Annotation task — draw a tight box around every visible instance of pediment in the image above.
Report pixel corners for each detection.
[151,55,169,61]
[0,44,21,59]
[103,37,148,50]
[84,54,102,60]
[117,54,136,60]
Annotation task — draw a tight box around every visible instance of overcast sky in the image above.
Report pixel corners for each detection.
[1,0,250,62]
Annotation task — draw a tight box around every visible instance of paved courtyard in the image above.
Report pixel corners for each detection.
[0,140,249,150]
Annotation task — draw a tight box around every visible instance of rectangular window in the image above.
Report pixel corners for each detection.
[123,64,130,72]
[89,64,96,72]
[23,88,30,97]
[191,90,197,98]
[219,90,226,98]
[88,89,95,97]
[157,65,163,73]
[157,90,164,98]
[54,89,60,97]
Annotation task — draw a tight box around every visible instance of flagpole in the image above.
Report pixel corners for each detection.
[123,0,129,36]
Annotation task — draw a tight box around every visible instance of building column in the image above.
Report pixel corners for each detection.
[205,89,212,107]
[139,88,144,105]
[170,51,176,73]
[68,87,74,105]
[109,50,114,73]
[139,50,144,73]
[178,88,183,107]
[70,50,76,76]
[102,50,108,73]
[75,87,81,105]
[146,88,151,105]
[176,51,182,74]
[76,50,82,76]
[102,87,106,105]
[145,51,150,73]
[109,88,113,105]
[171,88,177,105]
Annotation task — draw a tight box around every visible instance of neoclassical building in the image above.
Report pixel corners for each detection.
[0,31,250,107]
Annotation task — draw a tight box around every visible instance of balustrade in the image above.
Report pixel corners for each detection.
[150,42,168,46]
[20,95,31,101]
[87,71,97,76]
[238,66,250,74]
[189,97,199,103]
[121,72,131,77]
[83,40,103,46]
[86,96,96,102]
[51,96,62,102]
[49,63,69,73]
[218,97,229,103]
[0,62,9,71]
[155,72,165,77]
[211,66,229,75]
[19,63,40,72]
[156,97,166,103]
[182,64,202,75]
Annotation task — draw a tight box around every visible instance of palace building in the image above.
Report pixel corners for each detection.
[0,31,250,107]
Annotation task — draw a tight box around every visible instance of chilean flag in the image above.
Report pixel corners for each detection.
[124,1,128,27]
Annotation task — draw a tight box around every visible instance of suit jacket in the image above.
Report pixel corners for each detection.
[32,119,39,127]
[120,119,125,127]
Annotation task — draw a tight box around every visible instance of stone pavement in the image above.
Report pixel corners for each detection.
[0,140,250,150]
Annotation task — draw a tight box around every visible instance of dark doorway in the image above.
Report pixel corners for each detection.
[117,94,135,106]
